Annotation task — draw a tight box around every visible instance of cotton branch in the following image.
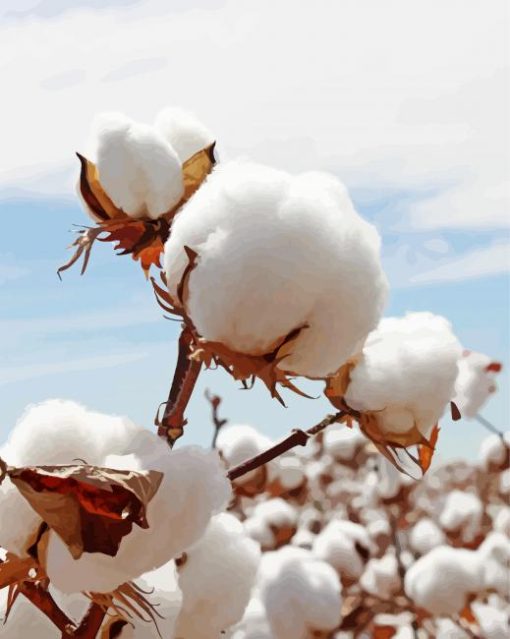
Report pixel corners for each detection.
[157,326,202,445]
[227,411,345,481]
[205,390,228,448]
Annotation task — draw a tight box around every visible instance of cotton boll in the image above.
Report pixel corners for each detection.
[472,602,510,639]
[259,546,342,639]
[410,518,446,555]
[376,456,414,500]
[93,112,184,220]
[175,513,260,639]
[0,476,43,556]
[344,312,461,438]
[244,498,298,550]
[435,619,469,639]
[46,446,231,593]
[453,350,501,419]
[313,519,373,582]
[479,433,510,471]
[360,553,400,599]
[155,107,214,163]
[499,469,510,495]
[230,596,273,639]
[477,532,510,595]
[164,161,387,379]
[216,424,274,486]
[439,490,483,543]
[493,507,510,536]
[271,454,306,492]
[404,546,483,616]
[323,423,366,462]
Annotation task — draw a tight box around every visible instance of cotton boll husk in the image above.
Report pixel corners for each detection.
[6,399,154,467]
[155,107,214,163]
[472,602,510,639]
[404,546,483,616]
[92,112,184,220]
[216,424,274,485]
[493,507,510,536]
[439,490,483,542]
[344,312,462,438]
[479,433,510,471]
[258,546,342,639]
[453,351,500,419]
[175,513,260,639]
[164,161,387,378]
[409,517,446,555]
[359,553,400,599]
[46,446,231,593]
[312,519,373,581]
[323,423,366,461]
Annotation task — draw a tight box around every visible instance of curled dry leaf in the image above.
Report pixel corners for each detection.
[325,362,440,476]
[59,144,216,278]
[9,464,163,559]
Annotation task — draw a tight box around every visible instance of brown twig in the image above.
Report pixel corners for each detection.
[227,412,345,481]
[205,390,228,448]
[475,414,505,440]
[157,326,202,445]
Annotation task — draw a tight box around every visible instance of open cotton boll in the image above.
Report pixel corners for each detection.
[6,399,155,467]
[271,454,306,492]
[376,456,414,500]
[344,312,461,438]
[164,161,387,379]
[155,107,214,163]
[360,553,400,599]
[243,498,298,549]
[259,546,342,639]
[493,507,510,536]
[439,490,483,542]
[46,446,231,593]
[93,112,184,220]
[312,519,373,582]
[0,476,43,557]
[472,602,510,639]
[410,518,446,555]
[230,596,273,639]
[175,513,260,639]
[216,424,274,485]
[453,350,501,419]
[477,532,510,595]
[499,469,510,495]
[404,546,483,616]
[479,433,510,471]
[323,423,366,461]
[435,619,470,639]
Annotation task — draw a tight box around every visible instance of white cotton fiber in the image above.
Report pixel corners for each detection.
[477,532,510,595]
[155,107,215,163]
[46,445,231,593]
[409,517,446,555]
[344,312,462,438]
[439,490,482,542]
[230,596,273,639]
[472,601,510,639]
[493,507,510,536]
[453,350,501,419]
[404,546,483,616]
[479,433,510,471]
[376,456,413,499]
[360,553,400,599]
[175,513,260,639]
[0,476,43,557]
[435,619,470,639]
[312,519,373,581]
[164,161,387,378]
[258,546,342,639]
[244,498,298,549]
[323,423,366,461]
[216,424,274,485]
[92,112,184,219]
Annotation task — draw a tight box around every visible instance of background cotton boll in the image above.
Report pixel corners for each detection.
[230,596,273,639]
[216,424,274,485]
[439,490,483,542]
[472,602,510,639]
[409,518,446,555]
[175,513,260,639]
[404,546,483,616]
[243,498,298,550]
[93,112,184,219]
[476,532,510,595]
[359,553,401,599]
[435,619,470,639]
[312,519,373,582]
[46,446,231,593]
[155,107,215,163]
[376,456,414,500]
[453,350,501,419]
[271,454,305,491]
[323,423,366,461]
[258,547,342,639]
[164,160,387,378]
[493,507,510,536]
[344,312,462,437]
[479,433,510,471]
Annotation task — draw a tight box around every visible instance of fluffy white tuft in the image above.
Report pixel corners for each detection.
[439,490,483,542]
[359,552,401,599]
[155,107,214,163]
[409,517,446,555]
[323,423,366,461]
[345,312,462,437]
[175,513,260,639]
[453,350,501,419]
[478,432,510,470]
[164,161,387,378]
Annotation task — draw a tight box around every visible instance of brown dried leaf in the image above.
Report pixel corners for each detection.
[324,359,358,410]
[76,153,125,222]
[9,464,163,559]
[181,143,216,201]
[373,626,397,639]
[0,554,37,590]
[418,424,440,473]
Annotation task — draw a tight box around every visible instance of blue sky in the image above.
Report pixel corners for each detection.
[0,0,508,460]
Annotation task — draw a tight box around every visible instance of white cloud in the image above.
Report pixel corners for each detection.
[410,240,510,284]
[0,0,508,229]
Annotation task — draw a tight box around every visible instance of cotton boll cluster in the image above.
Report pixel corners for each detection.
[453,350,502,419]
[258,547,342,639]
[342,312,462,440]
[175,513,260,639]
[439,490,483,543]
[164,161,388,379]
